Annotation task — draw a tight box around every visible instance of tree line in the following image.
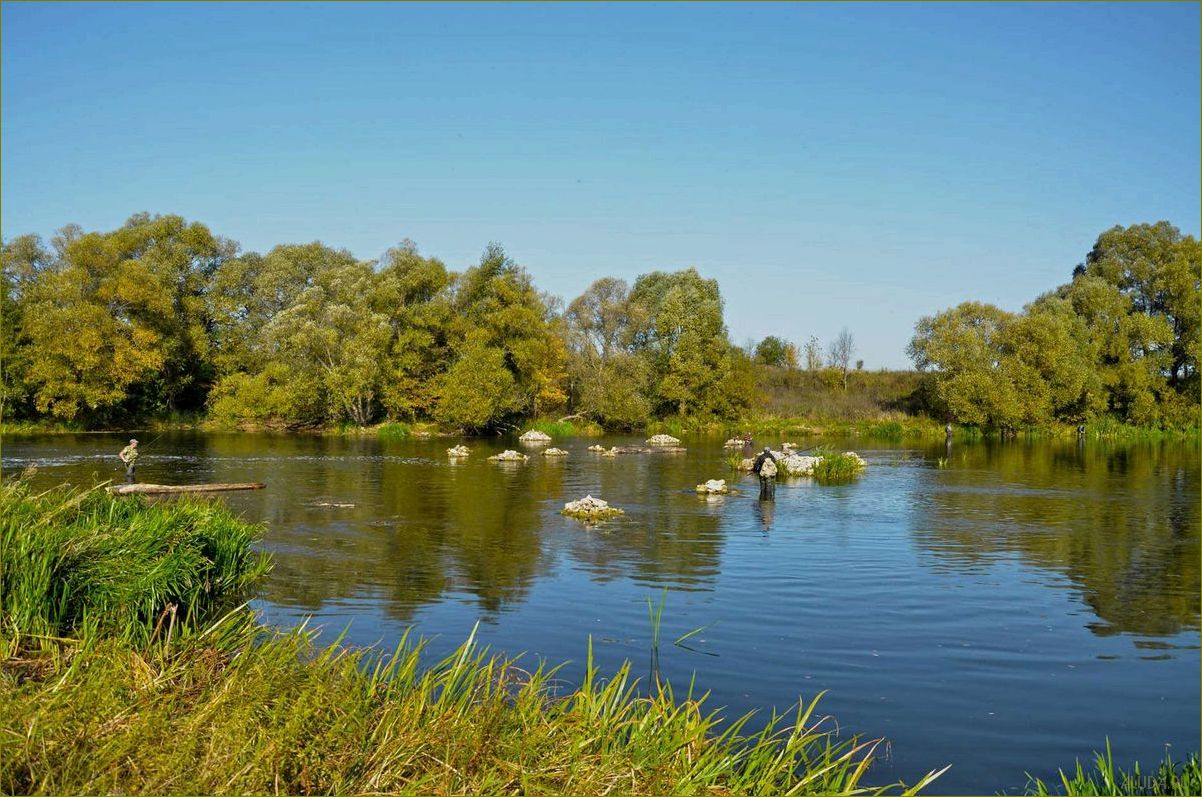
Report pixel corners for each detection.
[1,213,757,431]
[2,214,1197,431]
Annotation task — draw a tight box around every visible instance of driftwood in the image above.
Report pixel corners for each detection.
[107,482,266,495]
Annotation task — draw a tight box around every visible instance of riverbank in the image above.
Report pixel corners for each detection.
[0,483,943,795]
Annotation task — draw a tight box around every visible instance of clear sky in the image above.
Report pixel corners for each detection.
[3,2,1198,368]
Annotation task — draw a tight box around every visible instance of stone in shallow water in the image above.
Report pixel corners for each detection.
[542,447,568,457]
[488,449,529,462]
[562,494,625,520]
[587,444,607,452]
[519,430,552,443]
[695,478,729,494]
[646,433,681,446]
[446,445,471,458]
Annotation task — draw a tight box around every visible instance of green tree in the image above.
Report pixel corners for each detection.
[433,333,520,431]
[375,240,454,420]
[1057,275,1174,426]
[1080,222,1200,406]
[909,302,1021,427]
[451,243,567,417]
[1,235,51,420]
[627,268,747,418]
[754,336,789,367]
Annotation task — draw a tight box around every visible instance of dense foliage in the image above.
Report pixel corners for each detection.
[908,223,1200,430]
[3,215,1197,431]
[2,215,753,431]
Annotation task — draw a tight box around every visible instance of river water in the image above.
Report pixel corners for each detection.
[3,431,1198,794]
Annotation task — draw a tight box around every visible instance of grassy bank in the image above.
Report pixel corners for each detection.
[0,482,945,795]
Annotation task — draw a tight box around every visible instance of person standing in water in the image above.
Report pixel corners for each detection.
[752,446,777,500]
[118,438,139,483]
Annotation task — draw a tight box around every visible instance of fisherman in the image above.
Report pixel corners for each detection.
[752,446,777,500]
[741,431,754,455]
[945,422,954,440]
[118,438,139,483]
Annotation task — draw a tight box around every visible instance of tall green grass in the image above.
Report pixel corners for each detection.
[1026,741,1201,796]
[0,616,945,795]
[0,481,270,652]
[376,421,412,439]
[809,448,867,484]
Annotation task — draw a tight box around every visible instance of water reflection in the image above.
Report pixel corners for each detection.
[911,439,1201,636]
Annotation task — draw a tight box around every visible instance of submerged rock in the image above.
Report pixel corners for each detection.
[695,478,729,494]
[562,494,625,520]
[446,445,471,458]
[542,447,568,457]
[488,449,530,462]
[519,430,553,443]
[646,433,681,446]
[587,444,607,452]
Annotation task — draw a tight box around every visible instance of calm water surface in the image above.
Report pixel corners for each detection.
[4,432,1199,794]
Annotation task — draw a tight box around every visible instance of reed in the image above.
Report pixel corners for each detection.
[810,448,867,484]
[1026,740,1201,796]
[0,481,270,654]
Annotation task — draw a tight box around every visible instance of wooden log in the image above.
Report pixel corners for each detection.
[107,482,266,495]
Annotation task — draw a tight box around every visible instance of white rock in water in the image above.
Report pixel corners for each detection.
[587,444,607,452]
[562,494,624,519]
[779,454,821,476]
[447,445,471,457]
[519,430,553,443]
[488,449,529,462]
[843,452,868,468]
[600,447,618,457]
[542,447,568,456]
[723,438,746,448]
[782,442,798,451]
[695,478,729,494]
[646,434,681,446]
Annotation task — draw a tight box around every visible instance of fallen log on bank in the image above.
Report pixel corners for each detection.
[107,482,266,495]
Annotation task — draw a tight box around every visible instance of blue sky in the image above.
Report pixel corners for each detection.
[3,2,1198,368]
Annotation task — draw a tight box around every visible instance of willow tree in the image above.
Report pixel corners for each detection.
[17,215,230,422]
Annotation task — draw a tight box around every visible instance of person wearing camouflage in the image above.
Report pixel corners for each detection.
[118,439,139,483]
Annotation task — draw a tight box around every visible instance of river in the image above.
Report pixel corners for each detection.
[3,431,1198,794]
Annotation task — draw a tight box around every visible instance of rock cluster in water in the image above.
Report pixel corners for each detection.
[542,447,568,457]
[695,478,729,494]
[562,495,625,520]
[488,449,529,462]
[646,434,681,446]
[519,430,553,443]
[723,438,746,448]
[447,445,471,458]
[587,444,608,452]
[737,451,864,477]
